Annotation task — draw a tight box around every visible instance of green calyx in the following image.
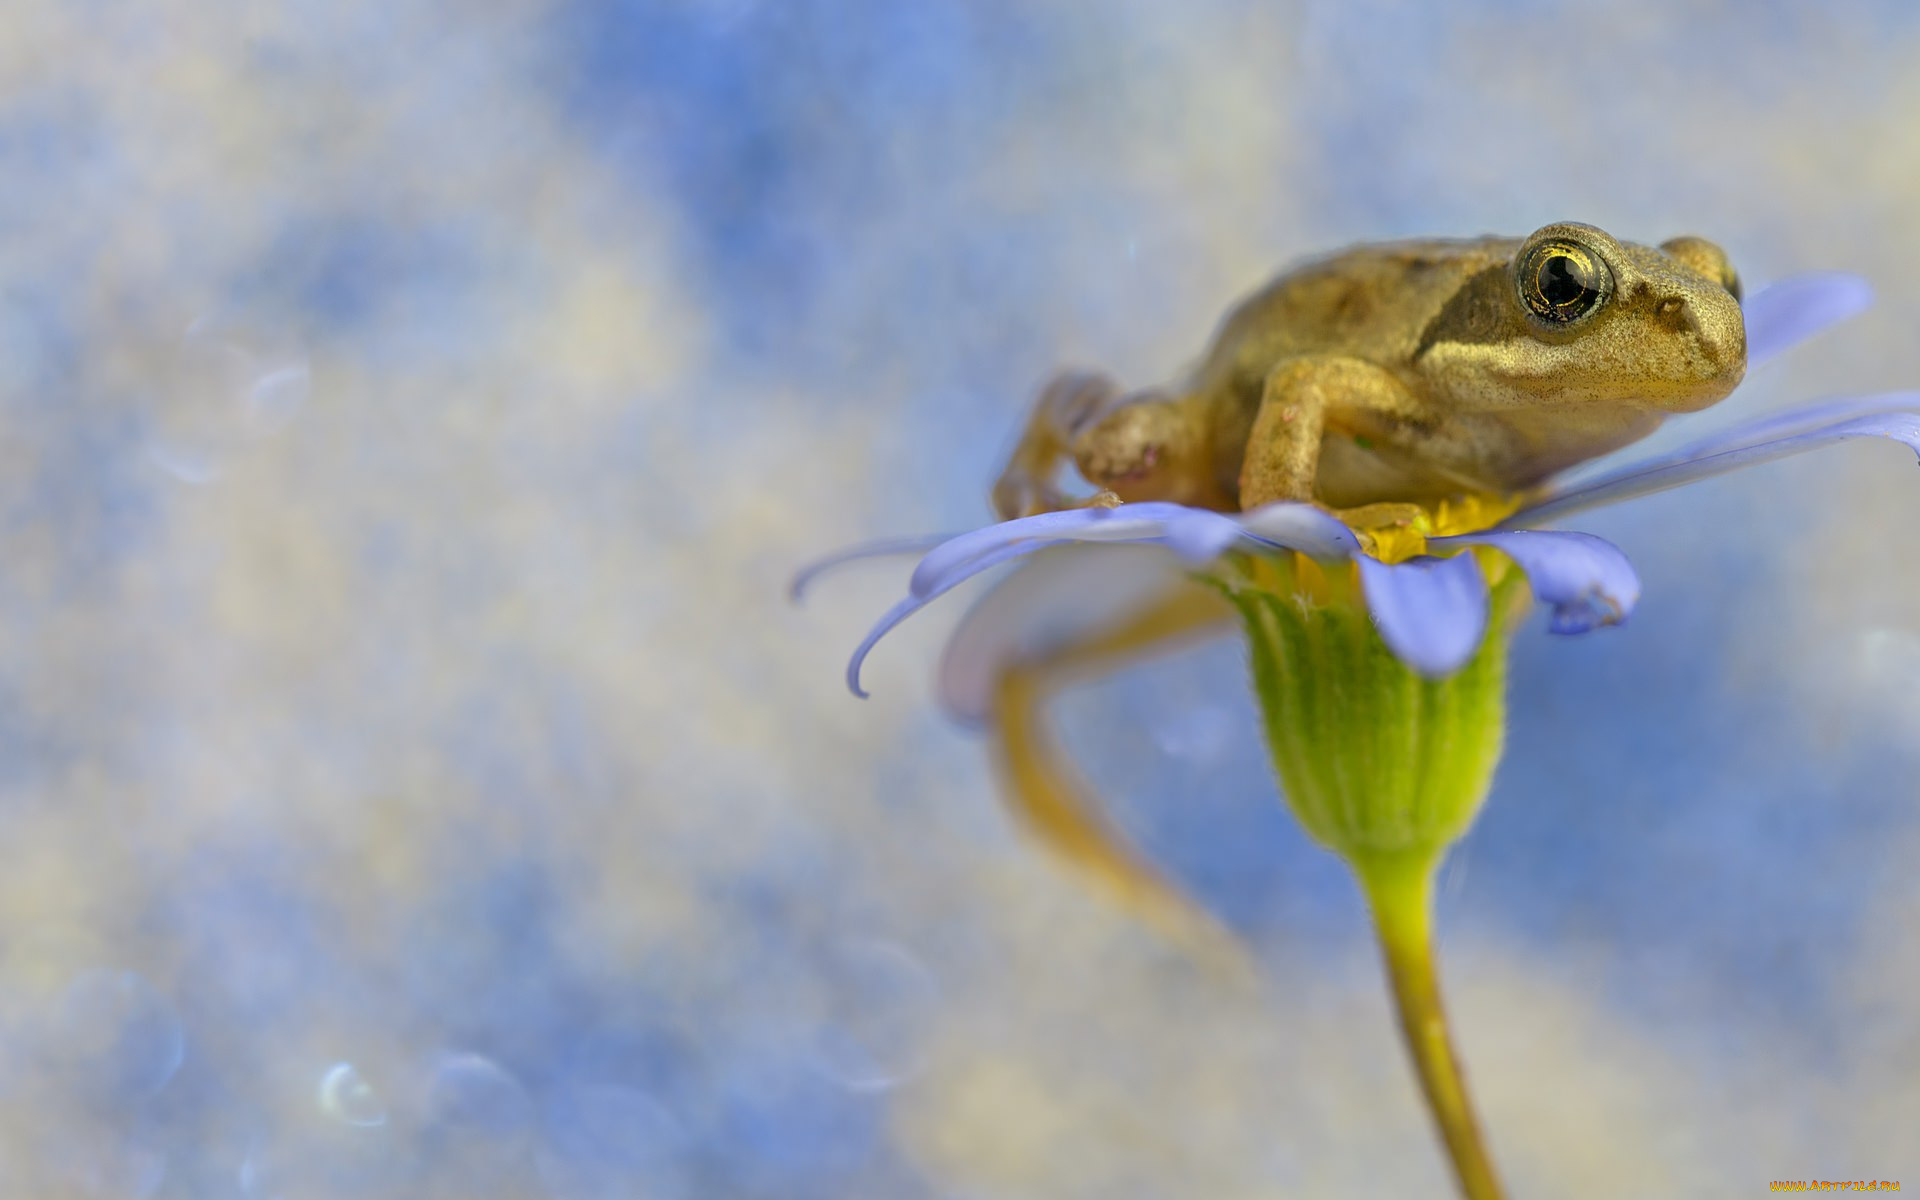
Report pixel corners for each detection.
[1206,551,1524,869]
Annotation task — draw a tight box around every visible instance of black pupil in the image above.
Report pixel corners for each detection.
[1538,253,1594,309]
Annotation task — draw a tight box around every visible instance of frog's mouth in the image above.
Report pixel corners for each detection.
[1474,351,1743,412]
[1525,308,1746,412]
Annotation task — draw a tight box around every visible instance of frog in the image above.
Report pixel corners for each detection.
[991,221,1746,519]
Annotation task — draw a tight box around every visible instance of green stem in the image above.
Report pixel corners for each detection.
[1357,851,1506,1200]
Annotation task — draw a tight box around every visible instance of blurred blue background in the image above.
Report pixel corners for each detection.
[3,0,1919,1195]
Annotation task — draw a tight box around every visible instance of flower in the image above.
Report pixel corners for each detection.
[796,272,1911,697]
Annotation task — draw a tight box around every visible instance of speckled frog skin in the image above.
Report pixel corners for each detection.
[993,222,1747,517]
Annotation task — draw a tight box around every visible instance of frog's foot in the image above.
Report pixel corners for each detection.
[1071,401,1216,506]
[991,474,1076,520]
[990,482,1125,521]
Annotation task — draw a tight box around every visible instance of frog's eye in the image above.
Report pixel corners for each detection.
[1517,239,1612,324]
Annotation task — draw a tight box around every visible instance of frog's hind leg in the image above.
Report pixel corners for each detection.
[992,370,1125,519]
[993,371,1229,518]
[1071,392,1232,511]
[976,577,1252,975]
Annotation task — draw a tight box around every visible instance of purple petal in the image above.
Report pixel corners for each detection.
[1630,391,1920,473]
[846,540,1050,698]
[908,504,1193,598]
[1745,273,1874,367]
[1356,553,1489,678]
[1234,502,1364,560]
[1157,507,1249,564]
[789,533,963,601]
[1435,530,1639,634]
[936,544,1209,726]
[908,509,1128,598]
[1515,410,1920,526]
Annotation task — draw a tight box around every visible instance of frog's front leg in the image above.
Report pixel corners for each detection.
[1237,355,1429,508]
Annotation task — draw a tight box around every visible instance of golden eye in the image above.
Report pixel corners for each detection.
[1518,239,1611,323]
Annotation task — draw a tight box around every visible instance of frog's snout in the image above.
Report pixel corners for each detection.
[1695,290,1746,372]
[1658,285,1747,408]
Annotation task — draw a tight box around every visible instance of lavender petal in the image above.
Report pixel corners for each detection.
[1615,391,1920,476]
[846,541,1051,698]
[1157,507,1250,564]
[1514,411,1920,526]
[908,505,1189,598]
[1356,553,1489,678]
[1435,530,1639,634]
[1745,273,1874,367]
[790,533,964,601]
[1234,502,1364,559]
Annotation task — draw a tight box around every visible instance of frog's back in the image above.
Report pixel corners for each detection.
[1193,235,1522,395]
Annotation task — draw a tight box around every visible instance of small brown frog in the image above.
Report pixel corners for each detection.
[992,222,1745,517]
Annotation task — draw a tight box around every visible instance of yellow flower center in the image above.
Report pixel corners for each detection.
[1336,492,1526,565]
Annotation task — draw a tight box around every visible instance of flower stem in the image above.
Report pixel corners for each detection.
[1356,851,1505,1200]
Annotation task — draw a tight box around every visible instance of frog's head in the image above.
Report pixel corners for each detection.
[1418,221,1746,413]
